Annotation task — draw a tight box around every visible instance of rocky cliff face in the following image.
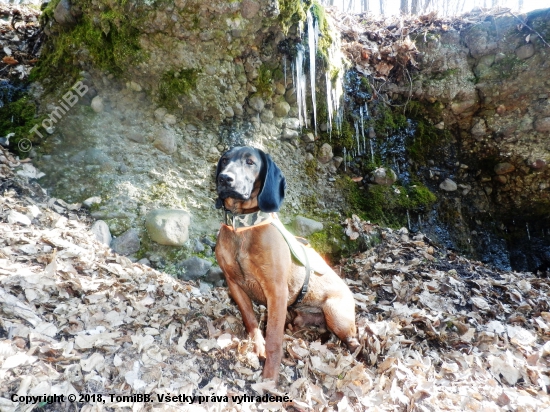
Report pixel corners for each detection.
[20,1,550,272]
[385,9,550,271]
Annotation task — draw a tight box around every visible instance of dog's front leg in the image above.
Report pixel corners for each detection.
[226,277,266,358]
[261,285,288,383]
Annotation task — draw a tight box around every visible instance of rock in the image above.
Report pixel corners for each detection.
[439,178,458,192]
[515,44,535,60]
[127,81,142,92]
[224,106,234,118]
[205,266,225,283]
[305,153,314,162]
[281,128,299,140]
[284,118,300,130]
[91,96,104,113]
[285,88,297,105]
[164,114,177,125]
[317,143,333,164]
[199,282,212,294]
[145,209,191,246]
[90,220,112,246]
[293,216,323,237]
[494,175,507,184]
[471,118,486,136]
[529,159,546,171]
[201,237,217,248]
[451,99,477,115]
[534,117,550,132]
[126,132,147,144]
[260,110,274,123]
[332,156,343,169]
[82,196,102,208]
[435,121,445,130]
[153,129,177,154]
[192,238,205,253]
[137,258,151,266]
[154,107,167,122]
[371,167,397,186]
[273,101,290,118]
[178,257,212,281]
[302,132,315,143]
[248,96,264,112]
[111,228,140,256]
[274,83,286,95]
[368,127,376,138]
[54,0,78,25]
[241,0,260,19]
[494,163,515,175]
[233,104,244,116]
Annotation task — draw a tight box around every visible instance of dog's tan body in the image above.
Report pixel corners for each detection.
[215,147,358,382]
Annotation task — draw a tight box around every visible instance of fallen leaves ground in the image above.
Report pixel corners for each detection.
[0,4,42,82]
[1,146,549,411]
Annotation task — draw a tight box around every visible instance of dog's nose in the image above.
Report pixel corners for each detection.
[218,173,234,185]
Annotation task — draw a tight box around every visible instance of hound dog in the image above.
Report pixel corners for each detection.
[215,146,359,383]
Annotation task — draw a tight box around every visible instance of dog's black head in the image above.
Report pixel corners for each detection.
[215,146,286,212]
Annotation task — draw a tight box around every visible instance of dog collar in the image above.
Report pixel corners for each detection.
[223,210,274,232]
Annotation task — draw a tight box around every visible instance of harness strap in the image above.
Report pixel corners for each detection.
[290,243,311,307]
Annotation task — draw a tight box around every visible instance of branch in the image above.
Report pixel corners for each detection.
[508,11,550,49]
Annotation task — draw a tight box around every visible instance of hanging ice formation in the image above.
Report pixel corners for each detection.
[295,44,308,128]
[306,10,319,135]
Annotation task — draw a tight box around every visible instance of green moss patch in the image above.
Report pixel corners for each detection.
[158,69,199,110]
[32,1,145,86]
[0,96,45,158]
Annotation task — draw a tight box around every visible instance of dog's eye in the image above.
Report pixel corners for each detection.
[246,158,255,166]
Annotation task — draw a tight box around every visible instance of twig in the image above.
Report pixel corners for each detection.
[508,10,550,49]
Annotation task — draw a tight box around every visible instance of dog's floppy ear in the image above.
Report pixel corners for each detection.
[258,150,286,212]
[214,151,227,209]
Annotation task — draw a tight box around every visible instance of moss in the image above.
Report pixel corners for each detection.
[310,2,331,64]
[304,159,318,178]
[490,55,528,80]
[32,1,145,86]
[360,76,372,93]
[0,96,45,158]
[157,68,199,110]
[278,0,309,34]
[373,104,407,137]
[40,0,61,24]
[408,183,437,210]
[255,64,273,98]
[429,68,458,82]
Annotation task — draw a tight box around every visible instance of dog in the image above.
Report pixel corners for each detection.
[215,146,359,383]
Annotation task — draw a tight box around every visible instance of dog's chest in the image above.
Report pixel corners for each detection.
[216,226,268,303]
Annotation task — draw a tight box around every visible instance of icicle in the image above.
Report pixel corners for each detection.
[418,215,422,227]
[360,106,366,156]
[354,121,360,155]
[307,10,319,135]
[343,147,347,171]
[364,102,369,118]
[407,210,411,231]
[526,223,531,240]
[326,72,333,141]
[283,56,287,87]
[369,138,374,163]
[295,45,308,129]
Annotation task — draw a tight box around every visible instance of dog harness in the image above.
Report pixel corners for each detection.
[222,210,327,306]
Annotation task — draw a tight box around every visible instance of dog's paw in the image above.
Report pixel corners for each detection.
[252,330,266,359]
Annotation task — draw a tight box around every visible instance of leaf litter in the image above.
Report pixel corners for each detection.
[1,145,550,411]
